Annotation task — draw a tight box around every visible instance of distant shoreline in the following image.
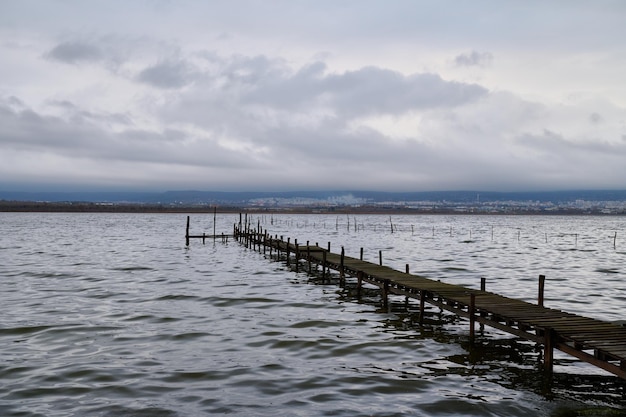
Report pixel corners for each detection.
[0,200,623,216]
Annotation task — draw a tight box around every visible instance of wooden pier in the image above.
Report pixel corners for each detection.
[188,217,626,380]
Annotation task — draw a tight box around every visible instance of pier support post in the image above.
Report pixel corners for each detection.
[469,293,476,343]
[379,250,382,266]
[357,271,363,299]
[307,241,311,273]
[360,247,363,261]
[295,239,299,272]
[322,250,327,282]
[419,290,426,325]
[538,275,545,307]
[340,246,345,286]
[544,327,554,375]
[382,280,390,311]
[286,238,291,266]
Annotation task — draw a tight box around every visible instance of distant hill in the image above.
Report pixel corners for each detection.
[2,189,626,204]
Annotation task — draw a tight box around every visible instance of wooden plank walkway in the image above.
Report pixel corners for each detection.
[227,224,626,380]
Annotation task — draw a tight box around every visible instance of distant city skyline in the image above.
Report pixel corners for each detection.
[2,1,626,192]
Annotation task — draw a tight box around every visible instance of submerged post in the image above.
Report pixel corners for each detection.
[419,290,426,325]
[382,279,390,310]
[213,206,216,241]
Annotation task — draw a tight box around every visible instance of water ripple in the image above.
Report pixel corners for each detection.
[0,213,624,416]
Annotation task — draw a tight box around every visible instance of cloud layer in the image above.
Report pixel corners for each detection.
[1,1,626,192]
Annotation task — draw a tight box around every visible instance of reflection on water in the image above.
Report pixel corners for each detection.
[0,213,624,416]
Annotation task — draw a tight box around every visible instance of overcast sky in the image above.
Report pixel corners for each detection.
[1,1,626,192]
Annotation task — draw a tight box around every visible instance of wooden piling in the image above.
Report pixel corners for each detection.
[295,239,299,272]
[186,216,190,246]
[340,246,345,277]
[382,279,390,309]
[322,249,327,281]
[340,246,345,285]
[419,290,426,325]
[307,241,311,273]
[538,275,545,307]
[469,293,476,342]
[544,327,554,374]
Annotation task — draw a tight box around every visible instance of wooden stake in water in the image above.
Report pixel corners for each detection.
[538,274,545,307]
[186,216,190,246]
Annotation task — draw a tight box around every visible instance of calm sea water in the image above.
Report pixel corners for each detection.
[1,212,625,416]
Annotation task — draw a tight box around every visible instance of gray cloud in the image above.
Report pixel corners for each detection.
[589,112,603,124]
[0,97,266,171]
[454,51,493,67]
[137,60,196,89]
[165,56,488,129]
[46,41,103,64]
